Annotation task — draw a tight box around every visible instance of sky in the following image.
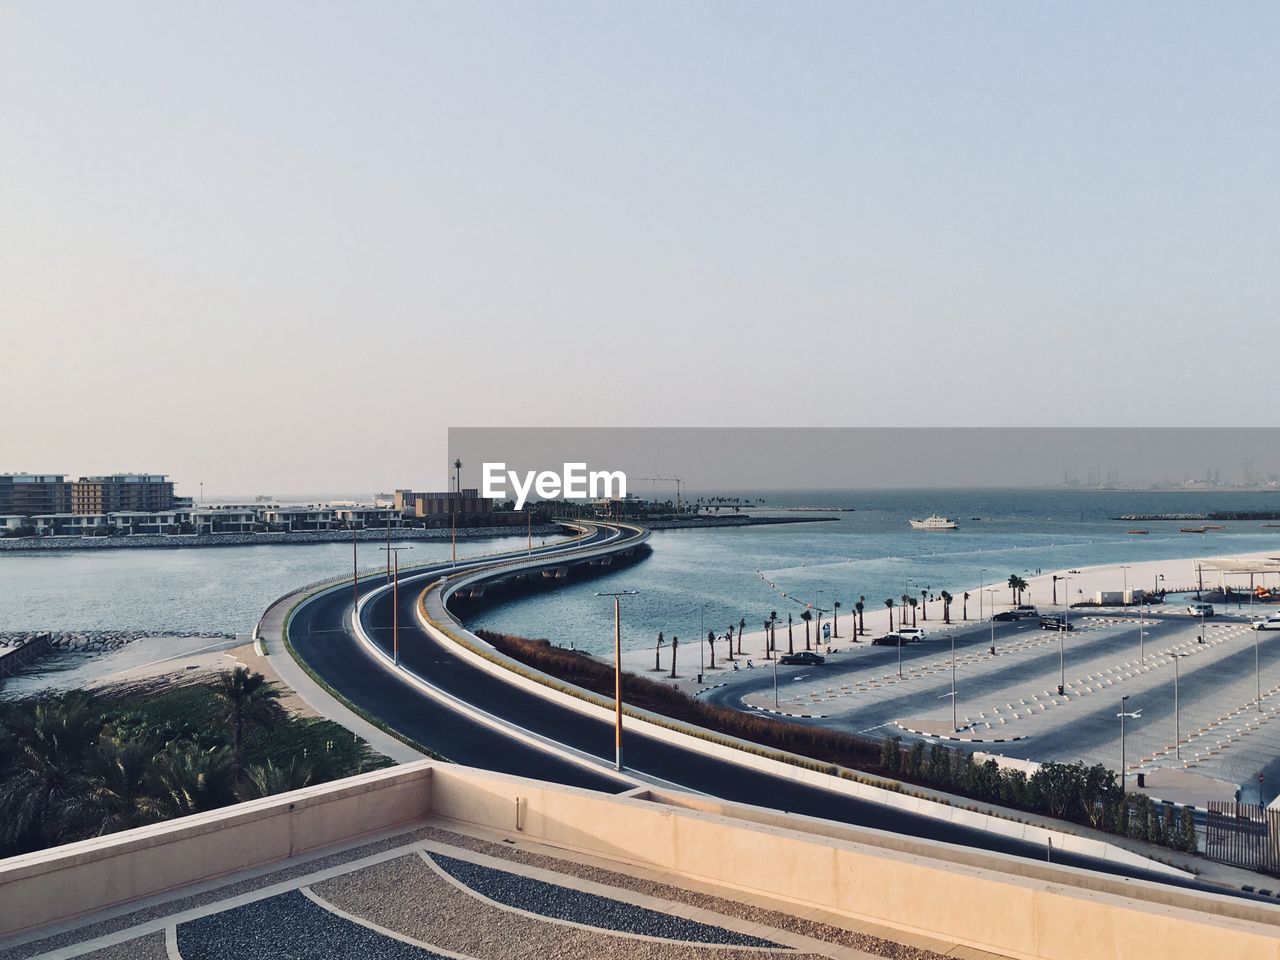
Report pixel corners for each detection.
[2,3,1276,496]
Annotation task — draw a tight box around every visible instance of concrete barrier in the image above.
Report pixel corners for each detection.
[1,762,1276,958]
[0,763,434,938]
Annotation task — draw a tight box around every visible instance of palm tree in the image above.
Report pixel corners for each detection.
[669,636,679,678]
[1007,574,1020,605]
[762,620,772,660]
[800,609,813,650]
[787,613,795,654]
[884,598,895,632]
[920,589,929,621]
[832,601,841,638]
[907,596,918,627]
[150,743,238,817]
[725,624,735,662]
[962,591,970,620]
[856,597,866,636]
[707,629,717,669]
[654,631,664,671]
[738,617,746,655]
[0,691,101,851]
[236,758,314,801]
[74,737,166,836]
[940,590,953,624]
[213,668,284,771]
[769,611,778,655]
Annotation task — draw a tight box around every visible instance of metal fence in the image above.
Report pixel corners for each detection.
[1205,801,1280,875]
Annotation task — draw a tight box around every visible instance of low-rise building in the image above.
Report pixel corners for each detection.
[191,506,260,534]
[30,514,109,537]
[333,506,404,529]
[395,488,493,521]
[261,506,336,531]
[108,510,193,535]
[0,515,30,536]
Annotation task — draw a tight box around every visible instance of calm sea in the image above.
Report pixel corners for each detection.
[1,490,1278,654]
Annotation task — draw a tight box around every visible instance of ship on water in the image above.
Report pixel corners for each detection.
[909,515,958,530]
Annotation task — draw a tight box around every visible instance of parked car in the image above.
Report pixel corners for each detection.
[992,610,1020,622]
[779,651,826,665]
[1039,615,1074,632]
[897,627,926,641]
[1187,603,1215,617]
[1252,615,1280,631]
[872,633,906,646]
[1014,605,1039,618]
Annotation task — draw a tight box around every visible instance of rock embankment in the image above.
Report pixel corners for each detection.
[0,630,235,652]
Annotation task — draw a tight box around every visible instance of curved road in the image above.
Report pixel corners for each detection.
[287,521,1254,897]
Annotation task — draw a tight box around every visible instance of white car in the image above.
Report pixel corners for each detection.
[1187,603,1214,617]
[897,627,926,641]
[1251,615,1280,631]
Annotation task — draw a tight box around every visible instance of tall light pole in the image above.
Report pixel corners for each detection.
[979,569,987,620]
[1117,695,1141,792]
[699,605,706,680]
[382,546,412,665]
[1169,651,1188,760]
[950,626,958,731]
[597,590,639,771]
[1138,593,1145,664]
[352,522,360,612]
[986,588,998,656]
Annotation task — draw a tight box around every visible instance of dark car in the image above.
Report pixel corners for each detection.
[992,611,1019,622]
[779,651,825,665]
[871,634,906,646]
[1039,615,1074,631]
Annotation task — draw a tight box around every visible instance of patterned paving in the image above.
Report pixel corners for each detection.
[7,823,977,960]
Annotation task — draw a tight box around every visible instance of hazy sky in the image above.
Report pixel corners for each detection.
[3,4,1276,496]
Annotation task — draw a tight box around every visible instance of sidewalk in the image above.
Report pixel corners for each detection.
[257,586,428,765]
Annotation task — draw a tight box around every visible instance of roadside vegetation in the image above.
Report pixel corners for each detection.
[476,629,1198,856]
[0,668,390,858]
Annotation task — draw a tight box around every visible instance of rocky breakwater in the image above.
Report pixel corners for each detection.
[0,629,236,653]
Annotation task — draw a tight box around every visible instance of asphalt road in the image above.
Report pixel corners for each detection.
[287,525,1268,899]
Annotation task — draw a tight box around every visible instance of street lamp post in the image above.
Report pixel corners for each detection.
[1169,651,1188,760]
[772,655,779,708]
[950,628,957,731]
[1057,574,1070,695]
[986,588,998,656]
[380,546,412,665]
[1117,695,1141,792]
[1138,594,1145,665]
[597,590,639,771]
[979,569,987,620]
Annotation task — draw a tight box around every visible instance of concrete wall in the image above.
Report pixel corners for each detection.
[0,763,433,938]
[2,761,1278,958]
[429,764,1280,960]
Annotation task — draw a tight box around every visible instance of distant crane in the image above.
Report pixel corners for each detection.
[636,476,684,512]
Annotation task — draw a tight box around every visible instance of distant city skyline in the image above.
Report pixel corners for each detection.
[3,3,1276,492]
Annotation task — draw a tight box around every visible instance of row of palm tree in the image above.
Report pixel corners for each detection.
[652,573,1029,671]
[0,669,304,857]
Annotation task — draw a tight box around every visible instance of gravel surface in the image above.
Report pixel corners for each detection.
[428,852,779,947]
[314,853,817,960]
[418,827,952,960]
[0,827,445,960]
[78,931,169,960]
[176,889,445,959]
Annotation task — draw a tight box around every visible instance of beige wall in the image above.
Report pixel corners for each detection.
[0,764,433,938]
[2,760,1277,959]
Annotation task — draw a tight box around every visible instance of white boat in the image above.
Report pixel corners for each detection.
[910,515,958,530]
